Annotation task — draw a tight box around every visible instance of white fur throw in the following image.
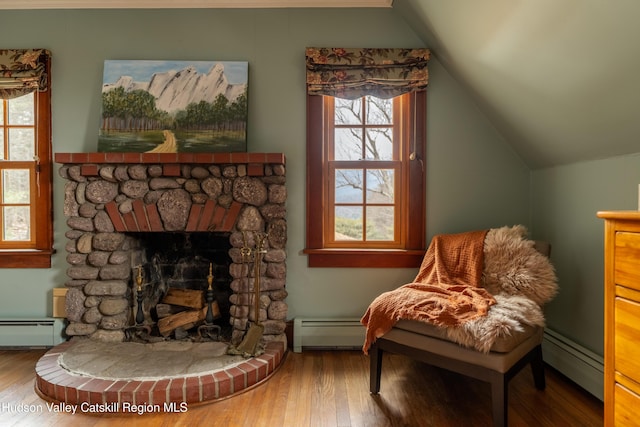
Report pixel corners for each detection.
[445,225,558,353]
[482,225,558,305]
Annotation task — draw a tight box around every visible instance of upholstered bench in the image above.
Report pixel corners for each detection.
[365,228,557,427]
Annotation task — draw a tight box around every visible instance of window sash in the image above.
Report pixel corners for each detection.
[326,161,402,248]
[324,95,403,248]
[0,163,36,248]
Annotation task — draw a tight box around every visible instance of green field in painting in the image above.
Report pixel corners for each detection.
[97,130,247,153]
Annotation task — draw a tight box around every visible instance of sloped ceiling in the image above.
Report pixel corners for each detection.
[396,0,640,168]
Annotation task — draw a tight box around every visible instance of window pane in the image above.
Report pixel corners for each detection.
[335,169,363,203]
[3,206,31,241]
[335,206,362,240]
[0,101,4,125]
[0,129,4,160]
[367,206,394,240]
[366,169,394,203]
[335,97,362,125]
[366,97,392,125]
[8,92,34,125]
[366,206,394,241]
[365,128,393,160]
[8,128,34,160]
[334,128,362,160]
[2,169,30,203]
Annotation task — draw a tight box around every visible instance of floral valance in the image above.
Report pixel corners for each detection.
[306,47,430,100]
[0,49,51,99]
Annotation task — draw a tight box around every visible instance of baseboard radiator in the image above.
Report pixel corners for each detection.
[542,328,604,401]
[293,318,364,353]
[0,318,66,348]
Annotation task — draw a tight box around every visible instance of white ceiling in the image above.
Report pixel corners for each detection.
[0,0,392,8]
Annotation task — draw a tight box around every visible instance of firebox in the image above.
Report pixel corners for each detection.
[127,231,232,341]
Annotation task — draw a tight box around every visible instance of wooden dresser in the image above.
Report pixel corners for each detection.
[598,211,640,426]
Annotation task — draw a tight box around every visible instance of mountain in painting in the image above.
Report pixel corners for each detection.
[102,63,246,114]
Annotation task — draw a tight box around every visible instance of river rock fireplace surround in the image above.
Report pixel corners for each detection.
[54,152,288,349]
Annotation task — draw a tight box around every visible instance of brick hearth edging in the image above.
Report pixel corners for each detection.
[35,340,285,409]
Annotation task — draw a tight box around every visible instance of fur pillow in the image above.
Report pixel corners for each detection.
[482,225,558,306]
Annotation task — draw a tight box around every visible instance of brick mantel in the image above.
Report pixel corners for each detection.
[55,152,285,166]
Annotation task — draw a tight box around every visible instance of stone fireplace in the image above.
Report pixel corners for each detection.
[55,152,287,348]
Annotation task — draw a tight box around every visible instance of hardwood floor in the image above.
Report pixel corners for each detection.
[0,348,602,426]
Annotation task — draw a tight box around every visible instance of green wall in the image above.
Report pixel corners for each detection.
[0,9,529,324]
[532,153,640,355]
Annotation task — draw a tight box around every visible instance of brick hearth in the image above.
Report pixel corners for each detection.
[35,340,286,407]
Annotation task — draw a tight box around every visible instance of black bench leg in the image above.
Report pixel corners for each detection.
[530,344,546,390]
[369,343,383,394]
[490,375,507,427]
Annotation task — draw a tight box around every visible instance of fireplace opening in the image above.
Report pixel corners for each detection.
[129,232,233,342]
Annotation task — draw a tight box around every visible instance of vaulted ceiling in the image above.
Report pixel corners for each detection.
[396,0,640,168]
[4,0,638,169]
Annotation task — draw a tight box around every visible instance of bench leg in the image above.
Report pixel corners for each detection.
[530,344,546,390]
[490,375,507,427]
[369,343,383,394]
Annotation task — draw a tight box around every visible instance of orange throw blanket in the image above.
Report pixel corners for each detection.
[360,229,496,354]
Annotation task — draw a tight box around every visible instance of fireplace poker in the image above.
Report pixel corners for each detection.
[233,231,267,356]
[198,262,221,341]
[124,265,152,341]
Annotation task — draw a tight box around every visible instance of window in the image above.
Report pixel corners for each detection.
[304,47,429,268]
[0,49,53,268]
[305,91,426,267]
[330,95,403,247]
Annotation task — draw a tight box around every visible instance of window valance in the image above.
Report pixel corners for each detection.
[306,47,430,100]
[0,49,51,99]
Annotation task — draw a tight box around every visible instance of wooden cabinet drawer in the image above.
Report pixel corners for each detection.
[615,383,640,427]
[615,297,640,385]
[615,232,640,292]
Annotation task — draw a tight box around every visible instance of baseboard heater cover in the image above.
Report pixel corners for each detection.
[542,328,604,401]
[293,318,365,352]
[0,318,66,347]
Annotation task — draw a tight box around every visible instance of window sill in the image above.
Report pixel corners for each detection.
[303,248,425,268]
[0,249,54,268]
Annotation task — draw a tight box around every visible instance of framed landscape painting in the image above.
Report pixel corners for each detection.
[98,60,248,153]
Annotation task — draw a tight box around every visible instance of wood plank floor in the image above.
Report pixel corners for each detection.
[0,348,603,427]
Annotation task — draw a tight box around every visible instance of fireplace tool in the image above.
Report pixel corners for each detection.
[229,231,267,357]
[125,266,152,341]
[197,263,222,341]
